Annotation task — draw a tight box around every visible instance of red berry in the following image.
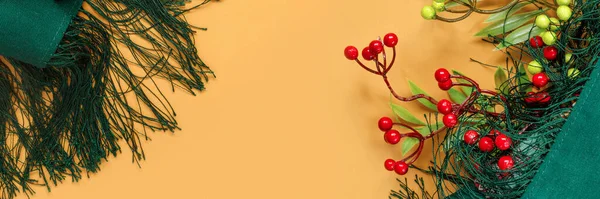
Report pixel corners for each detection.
[498,155,514,170]
[489,129,501,136]
[495,134,512,150]
[529,36,544,48]
[435,68,451,82]
[443,113,458,127]
[478,137,494,152]
[344,46,359,60]
[535,91,551,104]
[463,130,480,145]
[394,161,409,175]
[438,80,453,91]
[384,130,401,144]
[437,99,453,114]
[532,73,549,87]
[362,47,374,60]
[384,159,396,171]
[378,117,393,131]
[525,92,537,104]
[383,33,399,47]
[543,46,558,61]
[369,40,384,55]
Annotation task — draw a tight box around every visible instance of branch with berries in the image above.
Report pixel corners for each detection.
[343,33,526,176]
[344,0,597,197]
[420,0,574,51]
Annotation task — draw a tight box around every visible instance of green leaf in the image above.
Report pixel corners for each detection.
[390,103,426,126]
[475,9,545,37]
[484,2,528,23]
[494,67,509,94]
[408,80,437,111]
[401,125,441,155]
[401,137,419,156]
[495,23,545,50]
[517,63,532,92]
[452,70,474,95]
[448,88,467,103]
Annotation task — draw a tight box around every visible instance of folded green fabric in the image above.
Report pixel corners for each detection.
[0,0,82,67]
[521,60,600,198]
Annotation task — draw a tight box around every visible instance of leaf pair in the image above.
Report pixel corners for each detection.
[389,103,432,155]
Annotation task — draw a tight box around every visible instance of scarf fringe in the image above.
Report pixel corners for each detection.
[0,0,214,198]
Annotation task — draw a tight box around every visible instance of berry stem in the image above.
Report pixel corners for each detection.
[381,40,388,70]
[436,0,533,23]
[445,7,471,14]
[424,126,447,139]
[402,133,425,164]
[354,60,380,75]
[451,75,481,92]
[374,57,384,74]
[383,75,439,104]
[436,11,473,23]
[384,47,397,74]
[391,122,447,164]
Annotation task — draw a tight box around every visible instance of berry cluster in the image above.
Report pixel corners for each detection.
[463,129,514,170]
[526,0,577,106]
[344,33,509,175]
[378,117,417,175]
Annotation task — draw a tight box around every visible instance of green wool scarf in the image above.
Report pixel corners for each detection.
[0,0,214,198]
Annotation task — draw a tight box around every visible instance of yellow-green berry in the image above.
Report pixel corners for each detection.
[557,0,571,6]
[433,0,445,3]
[535,14,550,29]
[557,6,572,21]
[565,53,573,63]
[421,6,436,20]
[542,31,557,45]
[549,17,560,31]
[528,60,543,74]
[568,68,580,78]
[433,2,445,12]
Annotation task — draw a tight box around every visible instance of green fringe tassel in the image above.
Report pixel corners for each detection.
[0,0,214,198]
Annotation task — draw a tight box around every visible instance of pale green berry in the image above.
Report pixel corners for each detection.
[535,14,550,29]
[538,31,547,38]
[557,6,572,21]
[556,0,571,6]
[568,68,580,78]
[565,53,573,63]
[433,2,445,12]
[528,60,543,75]
[421,6,436,20]
[433,0,445,3]
[542,31,557,45]
[549,17,560,31]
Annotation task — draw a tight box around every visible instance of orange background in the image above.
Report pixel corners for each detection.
[23,0,506,198]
